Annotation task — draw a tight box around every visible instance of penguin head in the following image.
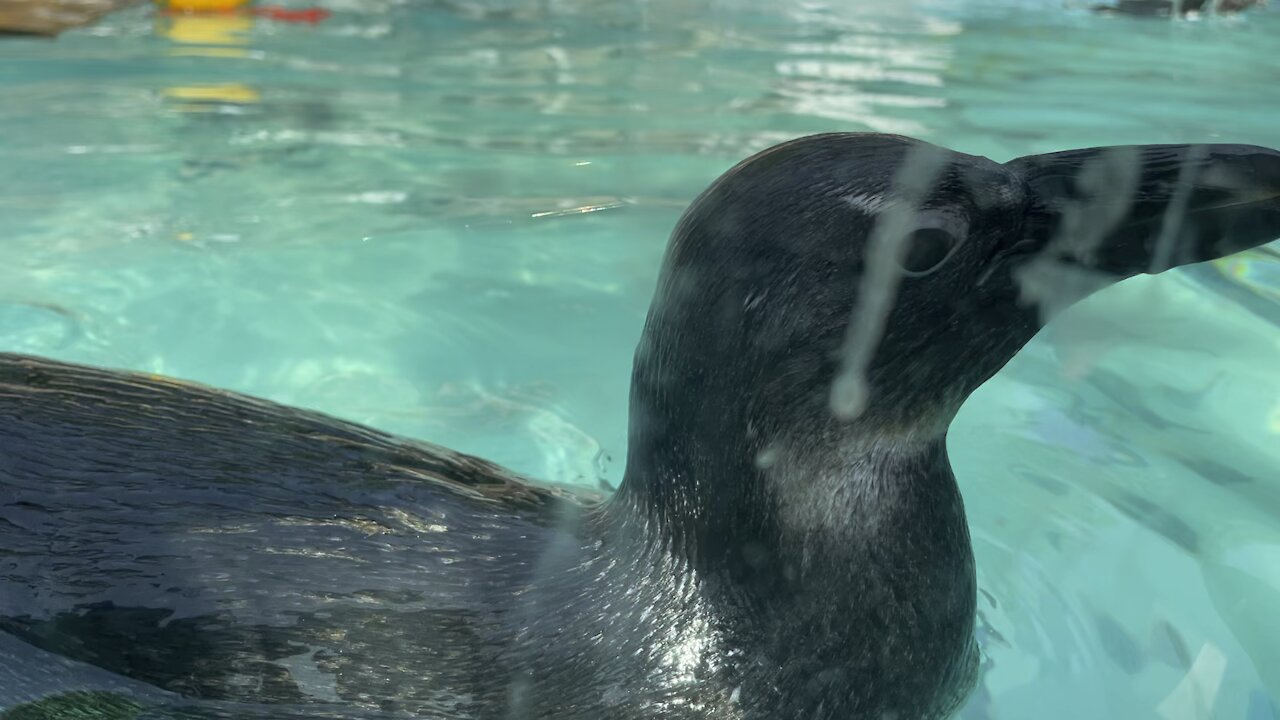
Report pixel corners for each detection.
[633,133,1280,448]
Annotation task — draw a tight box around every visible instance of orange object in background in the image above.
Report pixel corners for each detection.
[155,0,329,23]
[250,5,327,22]
[157,0,251,12]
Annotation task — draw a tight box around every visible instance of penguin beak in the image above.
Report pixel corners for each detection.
[1005,143,1280,278]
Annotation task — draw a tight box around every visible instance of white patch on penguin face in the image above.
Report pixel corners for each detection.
[843,191,891,214]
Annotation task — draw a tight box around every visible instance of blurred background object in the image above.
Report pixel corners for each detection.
[0,0,138,36]
[1091,0,1265,17]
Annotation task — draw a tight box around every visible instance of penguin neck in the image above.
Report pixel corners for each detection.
[601,385,979,717]
[607,386,971,595]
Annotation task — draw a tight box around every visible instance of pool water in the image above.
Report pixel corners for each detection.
[1,0,1278,717]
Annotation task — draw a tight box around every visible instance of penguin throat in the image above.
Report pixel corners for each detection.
[610,417,966,588]
[767,434,961,548]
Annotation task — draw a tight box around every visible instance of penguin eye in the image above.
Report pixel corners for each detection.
[898,216,966,276]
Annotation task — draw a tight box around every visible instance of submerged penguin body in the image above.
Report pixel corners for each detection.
[2,133,1279,719]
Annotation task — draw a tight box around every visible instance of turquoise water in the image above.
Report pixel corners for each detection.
[1,0,1279,717]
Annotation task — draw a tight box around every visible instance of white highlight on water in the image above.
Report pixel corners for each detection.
[1156,642,1226,720]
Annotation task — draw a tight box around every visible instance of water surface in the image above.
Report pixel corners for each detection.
[1,0,1278,717]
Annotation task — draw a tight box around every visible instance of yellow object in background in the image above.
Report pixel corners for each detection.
[162,80,261,112]
[154,0,261,108]
[155,11,253,57]
[163,83,260,104]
